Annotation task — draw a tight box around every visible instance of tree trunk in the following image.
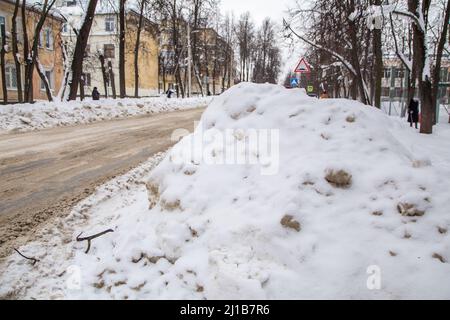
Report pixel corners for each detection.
[431,0,450,124]
[99,54,108,98]
[12,0,23,102]
[79,72,85,101]
[410,0,433,134]
[36,59,53,101]
[372,0,383,108]
[68,0,98,100]
[348,21,368,104]
[171,0,184,98]
[22,0,32,102]
[1,24,7,104]
[119,0,126,98]
[108,59,117,99]
[193,63,204,96]
[134,0,145,98]
[24,0,56,103]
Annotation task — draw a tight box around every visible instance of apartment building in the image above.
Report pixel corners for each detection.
[0,0,64,102]
[60,2,159,97]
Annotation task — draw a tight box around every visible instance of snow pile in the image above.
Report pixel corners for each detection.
[0,97,211,133]
[1,83,450,299]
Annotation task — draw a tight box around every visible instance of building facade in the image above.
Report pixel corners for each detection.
[60,4,159,97]
[159,19,235,97]
[0,0,64,102]
[381,56,450,104]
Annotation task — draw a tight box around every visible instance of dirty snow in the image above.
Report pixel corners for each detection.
[0,97,211,133]
[1,83,450,300]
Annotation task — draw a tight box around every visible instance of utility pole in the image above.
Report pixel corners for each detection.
[187,23,192,97]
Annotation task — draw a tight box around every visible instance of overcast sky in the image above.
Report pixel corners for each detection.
[219,0,292,25]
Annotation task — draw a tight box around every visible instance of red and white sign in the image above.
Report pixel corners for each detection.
[294,57,311,74]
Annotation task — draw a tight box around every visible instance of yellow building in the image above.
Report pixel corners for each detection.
[0,0,64,102]
[61,7,159,97]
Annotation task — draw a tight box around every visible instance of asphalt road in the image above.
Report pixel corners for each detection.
[0,107,204,258]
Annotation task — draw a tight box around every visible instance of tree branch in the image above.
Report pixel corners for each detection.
[76,229,114,254]
[389,13,412,72]
[14,248,39,265]
[283,19,357,76]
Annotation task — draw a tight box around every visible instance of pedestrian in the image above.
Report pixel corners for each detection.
[320,90,329,99]
[92,87,100,101]
[166,88,175,98]
[407,98,419,129]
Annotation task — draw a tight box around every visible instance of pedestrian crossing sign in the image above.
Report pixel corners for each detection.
[290,78,299,87]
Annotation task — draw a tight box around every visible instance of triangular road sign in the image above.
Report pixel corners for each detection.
[294,57,311,73]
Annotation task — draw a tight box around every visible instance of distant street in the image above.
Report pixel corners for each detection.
[0,108,204,258]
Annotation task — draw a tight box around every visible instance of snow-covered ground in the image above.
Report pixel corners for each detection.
[0,97,212,133]
[1,83,450,299]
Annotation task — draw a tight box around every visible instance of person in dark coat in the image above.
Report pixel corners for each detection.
[407,98,419,129]
[166,88,175,98]
[92,87,100,101]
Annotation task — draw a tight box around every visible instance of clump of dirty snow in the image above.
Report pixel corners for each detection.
[1,83,450,300]
[0,97,211,133]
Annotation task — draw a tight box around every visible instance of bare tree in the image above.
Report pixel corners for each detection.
[1,23,7,104]
[252,19,281,84]
[119,0,126,98]
[284,0,372,104]
[108,59,117,99]
[220,13,235,91]
[11,0,23,102]
[20,0,57,103]
[431,0,450,124]
[371,0,383,108]
[99,53,109,98]
[405,0,433,134]
[134,0,146,97]
[36,58,54,101]
[21,0,31,101]
[236,12,254,82]
[67,0,99,101]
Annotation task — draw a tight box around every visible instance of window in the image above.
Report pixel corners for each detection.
[82,73,91,87]
[45,28,53,50]
[0,16,6,40]
[104,44,115,59]
[440,68,449,83]
[105,16,115,32]
[383,68,391,79]
[38,29,44,47]
[395,69,405,79]
[5,66,17,89]
[66,0,77,6]
[41,70,53,90]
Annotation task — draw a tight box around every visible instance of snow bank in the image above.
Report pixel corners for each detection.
[0,97,211,133]
[1,83,450,299]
